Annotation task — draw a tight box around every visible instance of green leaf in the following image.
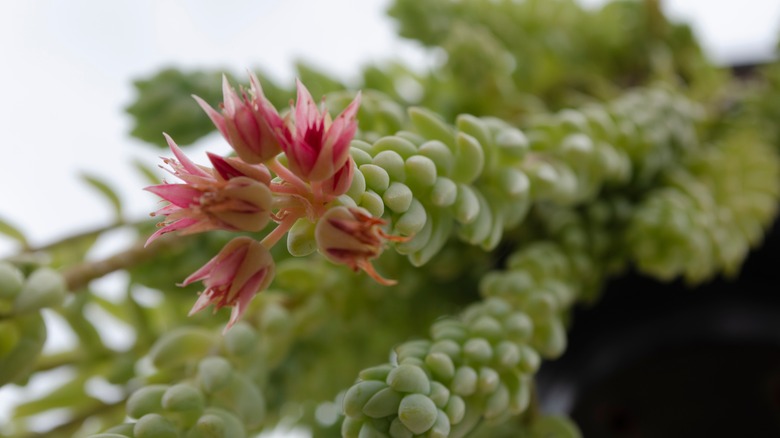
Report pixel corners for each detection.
[133,159,162,185]
[0,216,29,249]
[13,374,92,417]
[126,68,223,147]
[295,61,346,99]
[45,231,100,269]
[81,173,123,222]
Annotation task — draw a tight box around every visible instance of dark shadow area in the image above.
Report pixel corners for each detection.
[537,214,780,437]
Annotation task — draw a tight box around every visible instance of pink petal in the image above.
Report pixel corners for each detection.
[248,70,265,100]
[145,184,201,207]
[292,139,319,176]
[164,134,211,178]
[198,243,249,289]
[224,289,253,333]
[222,75,240,116]
[294,78,320,130]
[181,252,222,285]
[188,291,215,316]
[145,217,199,247]
[338,91,362,122]
[203,255,242,287]
[223,267,268,332]
[232,104,262,147]
[328,92,360,156]
[207,152,236,180]
[323,157,354,196]
[152,203,181,215]
[193,94,229,139]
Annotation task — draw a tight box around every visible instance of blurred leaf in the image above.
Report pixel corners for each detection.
[43,232,101,270]
[133,159,162,186]
[127,68,224,147]
[60,294,110,357]
[0,216,29,249]
[13,373,93,417]
[295,61,346,98]
[81,173,123,222]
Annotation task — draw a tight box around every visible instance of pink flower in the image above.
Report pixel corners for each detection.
[315,206,407,285]
[145,134,273,245]
[182,237,275,331]
[281,80,361,183]
[194,73,285,164]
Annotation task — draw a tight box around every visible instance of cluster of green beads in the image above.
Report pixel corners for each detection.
[90,318,276,438]
[627,135,780,282]
[523,87,703,202]
[312,86,704,275]
[338,167,649,438]
[342,296,542,438]
[338,202,636,437]
[0,262,66,386]
[387,0,717,116]
[92,248,444,438]
[287,101,533,266]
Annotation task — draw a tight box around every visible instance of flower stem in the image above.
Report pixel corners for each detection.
[267,158,309,193]
[311,180,324,201]
[62,237,176,292]
[260,215,298,249]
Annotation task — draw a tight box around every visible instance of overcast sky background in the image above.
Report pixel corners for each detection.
[0,0,779,435]
[1,0,779,256]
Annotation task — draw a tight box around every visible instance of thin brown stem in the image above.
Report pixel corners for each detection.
[24,221,126,254]
[18,217,153,256]
[61,237,174,292]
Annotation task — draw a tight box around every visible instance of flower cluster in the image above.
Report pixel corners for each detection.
[146,74,401,330]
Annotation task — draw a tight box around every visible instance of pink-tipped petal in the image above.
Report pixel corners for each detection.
[322,157,354,197]
[224,289,253,333]
[145,217,199,247]
[295,79,319,129]
[164,133,211,178]
[206,152,234,180]
[193,94,229,138]
[181,254,221,286]
[339,90,362,121]
[248,70,264,99]
[188,291,214,316]
[208,153,272,185]
[205,249,246,286]
[145,184,201,207]
[222,75,238,115]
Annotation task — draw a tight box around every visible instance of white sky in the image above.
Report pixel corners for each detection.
[1,0,779,255]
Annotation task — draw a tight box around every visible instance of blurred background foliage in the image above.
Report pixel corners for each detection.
[1,0,780,437]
